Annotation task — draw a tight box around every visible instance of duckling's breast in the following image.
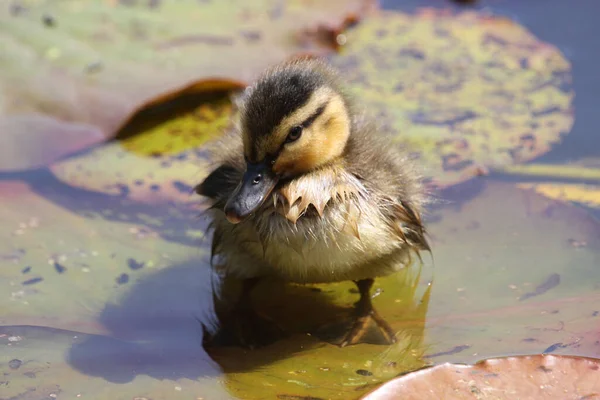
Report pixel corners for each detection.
[210,167,414,284]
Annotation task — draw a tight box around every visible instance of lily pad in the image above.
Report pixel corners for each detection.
[0,179,211,332]
[1,174,599,399]
[48,90,235,205]
[328,9,575,188]
[49,9,576,204]
[517,182,600,209]
[0,325,228,399]
[0,0,373,171]
[361,354,600,400]
[49,135,212,206]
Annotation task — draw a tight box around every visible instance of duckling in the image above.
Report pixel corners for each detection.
[196,56,430,348]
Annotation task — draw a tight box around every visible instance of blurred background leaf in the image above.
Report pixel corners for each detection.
[329,9,574,188]
[0,0,373,172]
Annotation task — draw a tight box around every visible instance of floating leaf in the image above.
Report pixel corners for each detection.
[1,174,599,398]
[361,354,600,400]
[518,182,600,209]
[50,138,211,205]
[418,181,600,364]
[0,0,374,171]
[120,94,234,157]
[50,8,576,201]
[0,180,211,332]
[328,9,575,187]
[499,163,600,182]
[0,325,228,399]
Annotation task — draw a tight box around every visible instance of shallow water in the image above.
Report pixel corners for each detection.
[1,1,599,399]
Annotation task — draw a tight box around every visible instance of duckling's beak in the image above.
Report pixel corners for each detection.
[224,160,279,224]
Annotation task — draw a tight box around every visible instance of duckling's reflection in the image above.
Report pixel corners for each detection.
[206,262,433,379]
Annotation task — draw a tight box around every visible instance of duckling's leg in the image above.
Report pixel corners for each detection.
[207,278,285,349]
[340,278,397,347]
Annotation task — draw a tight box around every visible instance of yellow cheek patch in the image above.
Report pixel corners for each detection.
[273,94,351,175]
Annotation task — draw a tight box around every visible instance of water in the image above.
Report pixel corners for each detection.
[1,1,599,399]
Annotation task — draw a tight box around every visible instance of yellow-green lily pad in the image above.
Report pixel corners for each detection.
[49,88,239,205]
[328,9,575,188]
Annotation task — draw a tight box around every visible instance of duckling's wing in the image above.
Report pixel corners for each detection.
[195,164,238,199]
[194,129,245,210]
[194,163,242,211]
[346,119,430,253]
[389,199,430,253]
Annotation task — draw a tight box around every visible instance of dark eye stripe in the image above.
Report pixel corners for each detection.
[272,102,329,157]
[301,103,327,128]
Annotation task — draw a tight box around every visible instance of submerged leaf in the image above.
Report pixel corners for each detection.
[518,182,600,209]
[0,0,374,171]
[361,354,600,399]
[329,9,575,187]
[210,268,432,400]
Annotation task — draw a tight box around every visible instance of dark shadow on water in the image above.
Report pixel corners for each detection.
[65,257,383,382]
[67,259,222,383]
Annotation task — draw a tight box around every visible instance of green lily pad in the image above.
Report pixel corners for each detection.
[49,137,212,206]
[0,0,373,172]
[328,9,575,188]
[0,325,229,399]
[48,89,238,205]
[0,179,210,332]
[119,94,234,157]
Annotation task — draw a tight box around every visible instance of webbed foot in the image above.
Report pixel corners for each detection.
[339,279,396,347]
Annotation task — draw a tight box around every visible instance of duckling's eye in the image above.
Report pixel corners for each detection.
[286,126,303,143]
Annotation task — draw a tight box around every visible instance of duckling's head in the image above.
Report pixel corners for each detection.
[224,57,352,224]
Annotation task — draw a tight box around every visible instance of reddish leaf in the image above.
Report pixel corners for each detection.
[362,354,600,400]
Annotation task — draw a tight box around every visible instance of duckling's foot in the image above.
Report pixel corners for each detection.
[205,278,286,349]
[339,279,397,348]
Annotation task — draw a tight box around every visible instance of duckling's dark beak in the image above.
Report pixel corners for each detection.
[224,161,279,224]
